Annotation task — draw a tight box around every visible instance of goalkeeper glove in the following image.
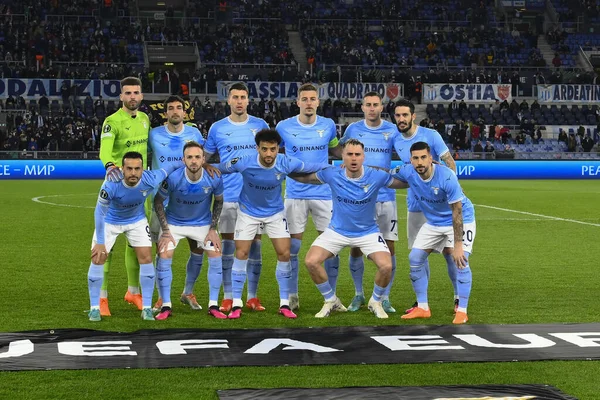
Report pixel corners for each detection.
[105,162,124,182]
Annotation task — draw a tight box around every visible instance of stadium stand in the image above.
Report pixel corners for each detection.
[0,0,599,160]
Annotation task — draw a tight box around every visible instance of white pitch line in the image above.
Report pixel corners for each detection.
[473,204,600,227]
[395,193,600,227]
[32,194,96,209]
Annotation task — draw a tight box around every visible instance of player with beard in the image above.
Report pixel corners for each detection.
[148,95,206,312]
[98,77,151,317]
[392,99,459,314]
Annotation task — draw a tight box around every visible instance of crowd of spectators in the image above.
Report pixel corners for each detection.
[303,24,544,70]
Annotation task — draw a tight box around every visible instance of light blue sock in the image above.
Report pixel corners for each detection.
[408,249,429,305]
[156,257,173,305]
[349,255,364,295]
[221,240,235,299]
[87,263,104,308]
[139,263,156,308]
[443,253,459,297]
[231,257,248,302]
[275,260,291,302]
[289,238,302,295]
[207,256,223,303]
[457,252,472,309]
[383,255,396,299]
[247,240,262,299]
[316,281,335,301]
[184,252,203,295]
[372,283,386,302]
[424,257,431,280]
[324,256,340,293]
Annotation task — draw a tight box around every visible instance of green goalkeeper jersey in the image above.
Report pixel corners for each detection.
[100,108,151,168]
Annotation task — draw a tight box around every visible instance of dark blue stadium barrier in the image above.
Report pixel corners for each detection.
[331,160,600,179]
[1,160,600,180]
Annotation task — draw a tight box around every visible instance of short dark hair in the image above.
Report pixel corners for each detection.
[255,129,281,146]
[342,138,364,149]
[163,95,186,110]
[122,151,144,165]
[394,99,415,114]
[410,141,431,154]
[120,77,142,91]
[229,82,249,95]
[183,141,204,155]
[298,83,318,95]
[364,91,382,101]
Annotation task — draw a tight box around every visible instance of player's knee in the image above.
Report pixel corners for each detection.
[159,250,173,260]
[350,247,363,257]
[377,261,392,276]
[235,248,249,260]
[304,255,321,272]
[408,248,429,267]
[276,249,290,261]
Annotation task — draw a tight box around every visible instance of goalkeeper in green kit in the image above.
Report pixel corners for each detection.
[98,77,152,316]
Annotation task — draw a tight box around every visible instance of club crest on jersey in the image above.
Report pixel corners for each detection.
[143,122,148,129]
[362,184,371,193]
[250,129,259,136]
[202,186,212,194]
[275,172,283,181]
[382,132,391,140]
[140,190,148,197]
[317,130,325,138]
[431,186,439,195]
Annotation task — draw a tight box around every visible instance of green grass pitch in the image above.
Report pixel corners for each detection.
[1,179,599,399]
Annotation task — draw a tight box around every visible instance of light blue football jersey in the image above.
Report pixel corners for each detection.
[158,167,224,226]
[316,166,393,238]
[149,124,204,170]
[277,115,338,200]
[205,116,269,202]
[340,119,398,202]
[95,169,167,244]
[392,163,474,226]
[216,154,325,218]
[393,126,451,212]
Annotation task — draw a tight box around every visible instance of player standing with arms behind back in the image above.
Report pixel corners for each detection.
[149,95,206,312]
[98,77,151,316]
[392,99,459,314]
[276,83,342,311]
[203,83,269,313]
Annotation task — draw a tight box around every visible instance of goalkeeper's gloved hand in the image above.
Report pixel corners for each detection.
[105,162,124,182]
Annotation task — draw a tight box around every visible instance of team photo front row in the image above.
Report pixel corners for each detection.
[87,130,475,325]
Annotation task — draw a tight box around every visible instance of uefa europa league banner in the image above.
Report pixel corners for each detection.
[216,81,404,102]
[422,83,513,103]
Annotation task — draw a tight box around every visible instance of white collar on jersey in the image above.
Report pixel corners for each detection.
[418,163,436,183]
[362,119,384,130]
[121,177,142,189]
[399,125,419,141]
[227,115,250,126]
[166,124,185,135]
[256,153,277,170]
[185,168,204,184]
[296,115,318,128]
[344,166,365,181]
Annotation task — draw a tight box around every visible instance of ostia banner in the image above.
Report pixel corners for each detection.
[217,81,404,102]
[422,83,512,103]
[0,79,121,99]
[537,84,600,103]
